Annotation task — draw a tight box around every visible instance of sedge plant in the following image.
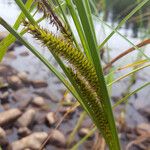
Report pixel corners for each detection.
[0,0,150,149]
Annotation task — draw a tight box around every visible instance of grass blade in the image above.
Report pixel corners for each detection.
[0,17,81,103]
[113,82,150,108]
[98,0,150,50]
[0,0,34,61]
[74,0,120,149]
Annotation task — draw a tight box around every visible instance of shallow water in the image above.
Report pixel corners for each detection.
[0,1,150,149]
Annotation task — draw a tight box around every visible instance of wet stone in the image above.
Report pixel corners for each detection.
[49,129,66,147]
[2,103,10,110]
[0,127,8,145]
[32,96,46,107]
[0,91,9,102]
[46,112,57,126]
[0,78,9,91]
[78,128,94,139]
[0,108,22,126]
[19,51,29,57]
[17,109,36,127]
[17,72,29,84]
[18,99,31,111]
[31,80,48,88]
[10,132,48,150]
[12,88,33,102]
[18,127,31,137]
[0,64,17,77]
[7,75,23,89]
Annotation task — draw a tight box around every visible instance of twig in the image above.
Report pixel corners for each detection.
[104,39,150,70]
[126,133,150,150]
[40,102,79,150]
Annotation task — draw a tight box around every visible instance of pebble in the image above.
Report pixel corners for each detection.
[19,51,29,57]
[49,129,66,147]
[17,72,29,84]
[0,108,22,126]
[12,88,33,102]
[18,127,31,137]
[0,77,9,90]
[0,127,7,145]
[17,109,36,127]
[31,80,48,88]
[18,99,31,111]
[0,91,9,101]
[7,75,23,89]
[32,96,45,107]
[46,112,56,126]
[0,64,17,76]
[10,132,48,150]
[78,128,93,139]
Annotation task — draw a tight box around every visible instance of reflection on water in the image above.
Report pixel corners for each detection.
[96,0,150,38]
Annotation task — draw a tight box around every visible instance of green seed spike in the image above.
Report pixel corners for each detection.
[24,22,109,113]
[24,21,115,148]
[68,68,113,147]
[24,22,99,93]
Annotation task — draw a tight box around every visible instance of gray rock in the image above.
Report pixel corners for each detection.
[32,96,45,107]
[0,64,17,76]
[18,99,31,111]
[17,72,29,84]
[49,129,66,147]
[18,127,31,137]
[31,80,48,88]
[2,103,10,110]
[12,88,33,102]
[0,77,9,90]
[19,51,29,57]
[17,109,36,127]
[7,75,23,89]
[78,128,92,138]
[46,112,56,126]
[0,127,8,145]
[10,132,48,150]
[0,91,9,101]
[0,108,22,126]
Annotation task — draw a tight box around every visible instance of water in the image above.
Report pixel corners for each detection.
[0,1,150,147]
